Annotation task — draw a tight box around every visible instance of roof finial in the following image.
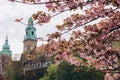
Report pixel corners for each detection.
[6,34,8,40]
[28,17,33,26]
[5,34,8,45]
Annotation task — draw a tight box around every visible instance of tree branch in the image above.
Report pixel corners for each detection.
[61,8,118,35]
[107,26,120,34]
[14,0,61,5]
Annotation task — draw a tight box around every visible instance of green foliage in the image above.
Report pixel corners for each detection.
[39,61,105,80]
[5,61,21,80]
[39,64,58,80]
[112,40,120,49]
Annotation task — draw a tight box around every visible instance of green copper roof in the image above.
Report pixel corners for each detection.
[24,17,37,41]
[28,17,33,26]
[1,36,12,54]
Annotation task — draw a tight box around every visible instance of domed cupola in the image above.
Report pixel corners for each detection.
[24,17,37,41]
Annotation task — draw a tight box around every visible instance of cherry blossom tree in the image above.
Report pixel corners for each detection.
[9,0,120,80]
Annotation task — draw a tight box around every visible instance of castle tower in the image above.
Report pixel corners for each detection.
[0,36,12,74]
[23,17,37,54]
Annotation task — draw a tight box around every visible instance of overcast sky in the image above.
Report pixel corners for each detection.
[0,0,81,55]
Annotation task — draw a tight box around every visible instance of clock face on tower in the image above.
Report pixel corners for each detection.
[31,46,34,51]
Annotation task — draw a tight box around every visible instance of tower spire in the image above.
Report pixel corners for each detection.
[28,17,33,26]
[24,17,37,41]
[5,35,8,46]
[1,35,12,54]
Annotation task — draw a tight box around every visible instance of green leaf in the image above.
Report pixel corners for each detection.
[112,40,120,49]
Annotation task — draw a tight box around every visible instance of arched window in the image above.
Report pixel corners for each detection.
[32,31,34,35]
[26,32,28,35]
